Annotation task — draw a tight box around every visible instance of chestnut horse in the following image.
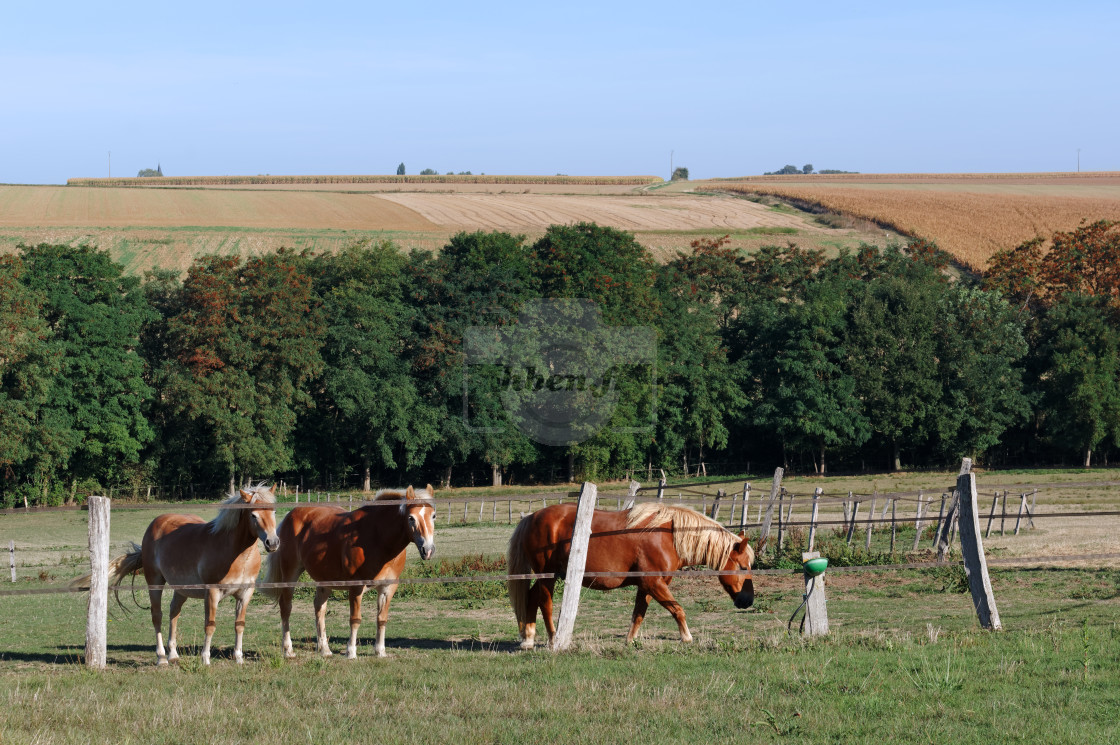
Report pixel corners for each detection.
[507,502,755,649]
[262,484,436,658]
[97,484,279,665]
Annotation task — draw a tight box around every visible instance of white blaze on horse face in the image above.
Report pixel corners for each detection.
[406,503,436,560]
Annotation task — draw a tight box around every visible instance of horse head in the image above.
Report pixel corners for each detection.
[718,531,755,609]
[401,484,436,560]
[240,485,280,553]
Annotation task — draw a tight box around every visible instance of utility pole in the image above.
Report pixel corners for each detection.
[108,151,111,177]
[670,150,674,180]
[1077,148,1081,173]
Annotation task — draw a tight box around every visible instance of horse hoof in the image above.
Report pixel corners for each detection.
[157,657,169,666]
[283,651,297,660]
[519,640,535,651]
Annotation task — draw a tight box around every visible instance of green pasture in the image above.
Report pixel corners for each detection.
[1,468,1118,743]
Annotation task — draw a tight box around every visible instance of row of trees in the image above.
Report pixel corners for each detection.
[1,221,1118,505]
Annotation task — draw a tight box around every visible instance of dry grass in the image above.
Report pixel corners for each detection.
[703,173,1120,271]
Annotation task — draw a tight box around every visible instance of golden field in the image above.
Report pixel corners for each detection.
[701,172,1120,270]
[0,178,896,275]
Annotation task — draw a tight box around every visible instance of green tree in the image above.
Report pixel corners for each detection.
[397,163,406,176]
[17,244,153,503]
[1035,294,1120,466]
[160,251,324,489]
[671,167,689,181]
[305,241,440,490]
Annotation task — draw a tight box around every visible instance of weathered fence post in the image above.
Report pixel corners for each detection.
[710,489,725,521]
[846,499,860,545]
[758,468,783,551]
[956,471,1002,630]
[912,491,926,551]
[623,480,641,510]
[552,481,598,652]
[776,490,785,552]
[985,492,999,537]
[1014,493,1027,535]
[86,496,111,670]
[801,551,829,637]
[1000,490,1008,536]
[656,473,666,501]
[937,458,971,562]
[807,487,822,552]
[865,495,877,551]
[738,482,751,531]
[9,540,15,582]
[889,498,897,554]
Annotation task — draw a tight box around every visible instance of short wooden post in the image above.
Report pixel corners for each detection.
[1014,493,1027,535]
[912,492,926,551]
[865,496,877,551]
[776,489,785,553]
[1029,488,1037,529]
[801,551,829,637]
[623,480,641,510]
[956,472,1002,630]
[999,490,1008,536]
[985,493,999,537]
[656,477,666,500]
[9,540,15,582]
[86,496,111,670]
[710,489,725,520]
[758,467,783,550]
[552,482,598,652]
[508,500,513,524]
[807,487,822,552]
[932,493,947,549]
[846,499,860,545]
[889,498,897,554]
[738,482,751,531]
[937,458,971,562]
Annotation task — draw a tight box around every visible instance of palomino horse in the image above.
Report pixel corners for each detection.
[507,502,755,649]
[262,484,436,658]
[102,484,279,665]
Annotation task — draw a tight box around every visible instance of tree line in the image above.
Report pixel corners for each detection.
[1,220,1118,506]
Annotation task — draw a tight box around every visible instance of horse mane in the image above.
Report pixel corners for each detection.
[625,503,751,569]
[210,482,275,534]
[372,485,436,510]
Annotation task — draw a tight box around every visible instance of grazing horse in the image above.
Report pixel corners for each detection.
[262,484,436,658]
[507,502,755,650]
[101,484,279,665]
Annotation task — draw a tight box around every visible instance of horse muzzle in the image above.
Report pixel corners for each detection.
[264,536,280,553]
[733,590,754,609]
[417,541,434,560]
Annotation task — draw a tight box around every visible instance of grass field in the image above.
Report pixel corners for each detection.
[1,469,1118,743]
[698,172,1120,271]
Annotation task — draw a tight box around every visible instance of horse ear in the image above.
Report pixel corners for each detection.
[406,485,415,498]
[425,483,434,496]
[238,489,253,502]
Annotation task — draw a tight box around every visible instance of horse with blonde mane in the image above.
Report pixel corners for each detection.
[262,484,436,658]
[84,484,279,665]
[507,502,755,650]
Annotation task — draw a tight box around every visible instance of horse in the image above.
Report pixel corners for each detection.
[96,484,279,665]
[262,484,436,658]
[507,501,755,650]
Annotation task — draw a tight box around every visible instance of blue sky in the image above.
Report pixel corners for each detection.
[2,1,1117,184]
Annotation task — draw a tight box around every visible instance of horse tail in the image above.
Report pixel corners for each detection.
[260,513,301,600]
[69,542,143,591]
[507,514,534,626]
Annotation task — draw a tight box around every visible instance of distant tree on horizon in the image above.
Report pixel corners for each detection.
[671,167,689,181]
[396,163,406,175]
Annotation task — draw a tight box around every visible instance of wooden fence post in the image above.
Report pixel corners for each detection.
[807,487,822,552]
[889,498,897,554]
[552,482,598,652]
[623,480,640,510]
[656,476,666,501]
[9,540,15,582]
[738,482,751,531]
[86,496,111,670]
[956,472,1002,630]
[865,495,877,551]
[1014,493,1027,535]
[758,468,783,551]
[801,551,829,637]
[710,489,725,520]
[985,492,999,537]
[937,458,971,562]
[912,492,926,552]
[846,499,860,545]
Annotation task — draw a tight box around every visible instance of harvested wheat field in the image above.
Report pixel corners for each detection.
[701,172,1120,271]
[0,181,897,274]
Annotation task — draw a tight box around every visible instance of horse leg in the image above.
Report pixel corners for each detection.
[373,582,399,658]
[149,584,167,665]
[200,588,220,665]
[278,587,296,658]
[166,591,187,663]
[346,585,365,659]
[232,588,253,664]
[647,579,692,643]
[313,586,333,657]
[530,579,558,649]
[627,588,651,643]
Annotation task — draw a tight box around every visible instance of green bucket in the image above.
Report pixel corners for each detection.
[803,557,829,577]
